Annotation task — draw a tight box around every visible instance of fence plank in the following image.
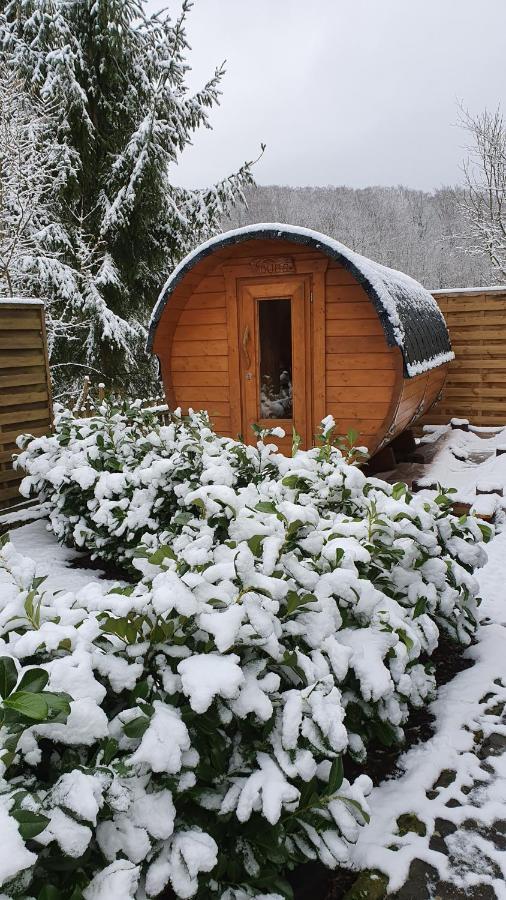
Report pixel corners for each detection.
[0,303,53,509]
[420,288,506,428]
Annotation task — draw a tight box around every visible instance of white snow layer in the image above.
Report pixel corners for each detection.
[0,799,36,885]
[0,297,43,306]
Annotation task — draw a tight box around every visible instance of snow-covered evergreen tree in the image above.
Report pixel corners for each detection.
[0,0,256,396]
[0,64,62,297]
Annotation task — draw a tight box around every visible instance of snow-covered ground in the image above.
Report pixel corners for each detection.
[350,521,506,898]
[3,426,506,898]
[394,423,506,521]
[346,424,506,897]
[5,512,121,594]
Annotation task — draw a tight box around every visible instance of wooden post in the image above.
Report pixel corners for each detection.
[74,375,91,416]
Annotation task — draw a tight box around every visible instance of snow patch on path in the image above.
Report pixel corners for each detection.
[8,519,120,593]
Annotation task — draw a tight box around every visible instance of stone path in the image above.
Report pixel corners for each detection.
[392,699,506,899]
[345,523,506,900]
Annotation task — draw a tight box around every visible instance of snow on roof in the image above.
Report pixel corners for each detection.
[148,223,454,377]
[431,285,506,296]
[0,297,44,306]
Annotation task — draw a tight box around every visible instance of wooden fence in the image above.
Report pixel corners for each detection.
[0,299,53,510]
[419,286,506,427]
[72,375,166,419]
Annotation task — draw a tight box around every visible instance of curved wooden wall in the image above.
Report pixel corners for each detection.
[323,259,402,452]
[153,239,445,456]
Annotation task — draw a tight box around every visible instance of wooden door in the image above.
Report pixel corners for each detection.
[238,278,311,450]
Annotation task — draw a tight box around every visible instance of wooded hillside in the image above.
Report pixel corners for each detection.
[224,184,496,289]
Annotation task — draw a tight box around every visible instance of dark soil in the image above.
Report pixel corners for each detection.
[68,549,138,583]
[289,861,357,898]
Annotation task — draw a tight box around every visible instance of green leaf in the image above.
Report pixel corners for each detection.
[478,521,493,542]
[247,534,264,556]
[68,887,84,900]
[44,692,72,717]
[282,474,309,490]
[284,591,317,616]
[4,691,49,721]
[101,737,119,765]
[109,585,135,597]
[255,501,277,515]
[101,616,128,640]
[327,755,344,795]
[124,716,150,738]
[24,588,41,626]
[11,808,50,840]
[1,751,15,768]
[413,597,427,618]
[172,511,193,526]
[398,628,414,651]
[286,519,303,540]
[0,656,18,699]
[373,719,398,748]
[338,794,371,824]
[334,547,345,567]
[4,733,21,752]
[148,545,176,565]
[16,668,49,694]
[131,680,150,701]
[38,886,62,900]
[280,649,306,682]
[291,427,301,456]
[32,575,47,591]
[392,482,407,500]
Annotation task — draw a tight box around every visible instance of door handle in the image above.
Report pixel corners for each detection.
[242,325,251,369]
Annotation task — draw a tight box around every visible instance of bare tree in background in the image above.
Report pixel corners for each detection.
[460,105,506,279]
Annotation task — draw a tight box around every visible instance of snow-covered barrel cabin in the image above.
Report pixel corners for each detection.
[147,224,454,456]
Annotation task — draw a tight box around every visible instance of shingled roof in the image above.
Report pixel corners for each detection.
[148,223,453,377]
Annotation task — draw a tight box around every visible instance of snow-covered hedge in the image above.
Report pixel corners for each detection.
[2,407,490,898]
[15,405,368,570]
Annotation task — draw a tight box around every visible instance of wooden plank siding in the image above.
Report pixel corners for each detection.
[153,239,442,456]
[323,262,405,452]
[418,289,506,427]
[0,302,53,509]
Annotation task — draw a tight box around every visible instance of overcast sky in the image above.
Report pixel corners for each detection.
[147,0,506,191]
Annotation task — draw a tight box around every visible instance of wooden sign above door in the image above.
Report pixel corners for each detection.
[250,256,295,275]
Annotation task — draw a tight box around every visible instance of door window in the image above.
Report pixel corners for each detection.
[258,298,293,419]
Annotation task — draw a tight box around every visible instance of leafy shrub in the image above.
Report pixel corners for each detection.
[15,406,367,571]
[2,407,489,898]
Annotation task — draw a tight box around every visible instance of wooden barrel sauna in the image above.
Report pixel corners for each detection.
[148,224,453,456]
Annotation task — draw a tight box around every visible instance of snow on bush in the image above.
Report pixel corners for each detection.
[13,407,361,575]
[2,406,490,898]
